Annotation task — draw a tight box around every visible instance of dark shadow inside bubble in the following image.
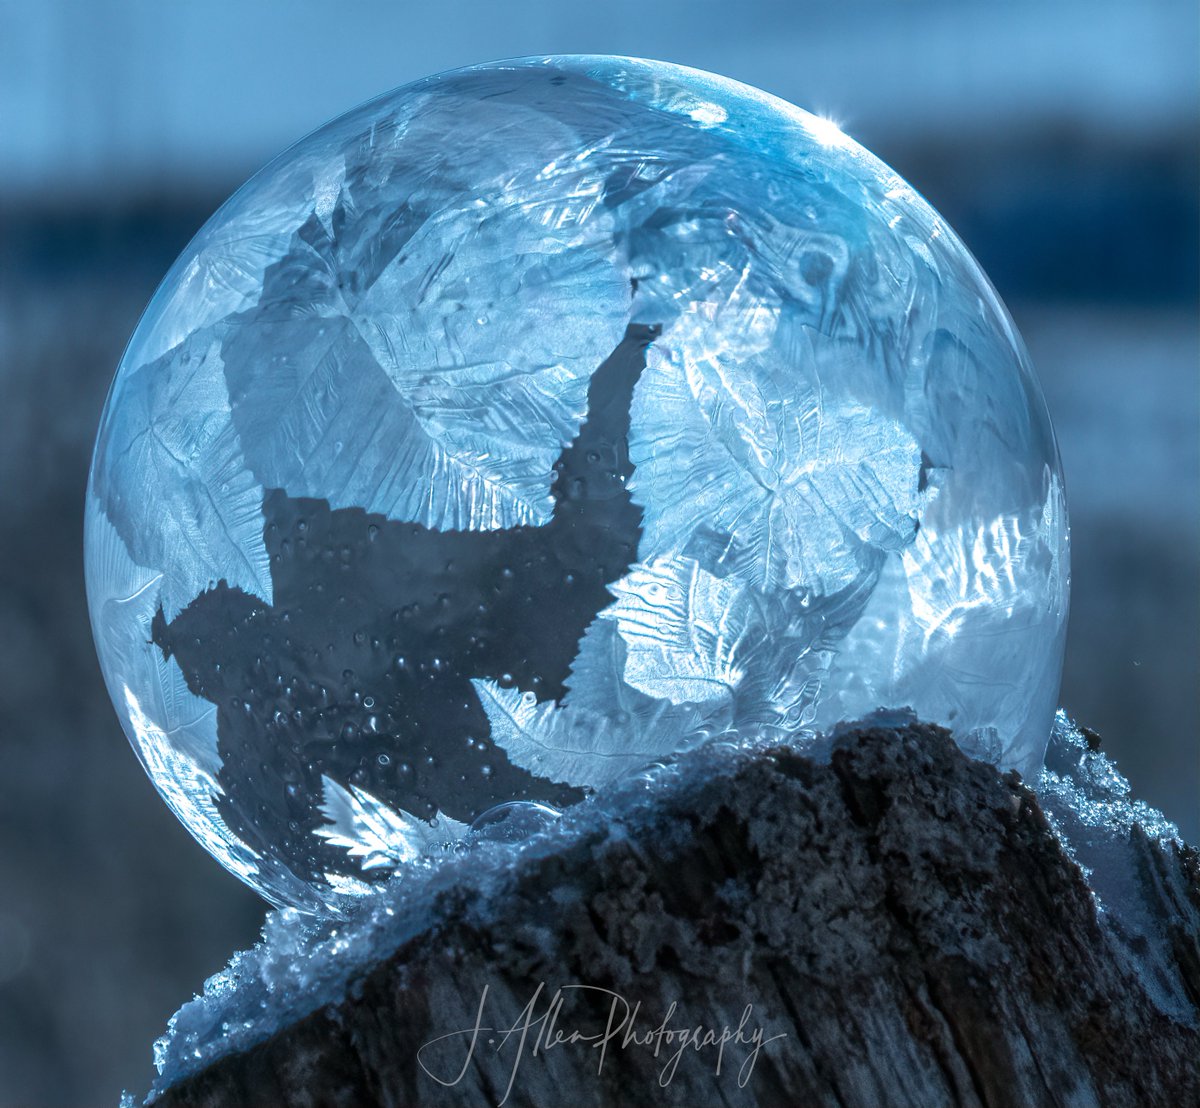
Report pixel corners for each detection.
[154,323,659,887]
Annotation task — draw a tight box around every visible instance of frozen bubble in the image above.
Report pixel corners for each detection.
[86,56,1068,913]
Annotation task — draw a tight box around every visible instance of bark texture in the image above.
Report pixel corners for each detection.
[154,721,1199,1107]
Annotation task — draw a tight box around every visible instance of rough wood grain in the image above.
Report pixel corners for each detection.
[154,721,1199,1107]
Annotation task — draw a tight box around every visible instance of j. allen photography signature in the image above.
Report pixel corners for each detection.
[416,981,787,1105]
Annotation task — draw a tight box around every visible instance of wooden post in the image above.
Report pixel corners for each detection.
[153,721,1199,1107]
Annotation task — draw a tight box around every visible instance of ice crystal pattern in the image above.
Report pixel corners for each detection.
[86,56,1069,912]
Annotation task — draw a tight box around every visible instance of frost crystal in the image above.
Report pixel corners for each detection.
[1038,712,1192,1023]
[315,778,470,868]
[86,56,1069,911]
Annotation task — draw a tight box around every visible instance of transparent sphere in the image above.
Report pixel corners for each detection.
[86,56,1069,911]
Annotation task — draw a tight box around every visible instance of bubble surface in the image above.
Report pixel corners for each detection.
[86,56,1069,911]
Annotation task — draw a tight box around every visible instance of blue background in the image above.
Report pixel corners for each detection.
[0,2,1195,1102]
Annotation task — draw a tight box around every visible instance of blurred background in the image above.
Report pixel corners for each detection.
[0,1,1195,1103]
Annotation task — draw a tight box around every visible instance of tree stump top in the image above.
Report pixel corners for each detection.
[148,717,1199,1107]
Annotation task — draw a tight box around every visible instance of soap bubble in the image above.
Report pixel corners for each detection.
[468,801,562,845]
[86,56,1069,911]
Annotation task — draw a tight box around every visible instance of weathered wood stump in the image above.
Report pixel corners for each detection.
[153,721,1199,1107]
